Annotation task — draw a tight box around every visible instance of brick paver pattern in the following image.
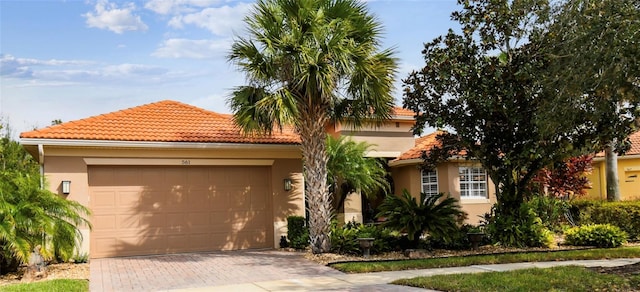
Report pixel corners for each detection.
[90,250,343,291]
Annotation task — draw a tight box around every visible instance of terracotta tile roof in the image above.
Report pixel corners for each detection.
[392,107,415,117]
[593,130,640,157]
[20,100,301,144]
[627,130,640,155]
[394,131,446,161]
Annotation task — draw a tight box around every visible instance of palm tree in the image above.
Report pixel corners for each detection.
[228,0,397,253]
[1,125,90,274]
[377,191,466,248]
[326,135,389,214]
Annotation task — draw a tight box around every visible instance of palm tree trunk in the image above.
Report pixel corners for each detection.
[605,142,621,201]
[298,109,332,254]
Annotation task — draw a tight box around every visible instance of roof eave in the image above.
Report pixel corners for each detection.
[592,153,640,162]
[388,155,469,167]
[19,138,301,150]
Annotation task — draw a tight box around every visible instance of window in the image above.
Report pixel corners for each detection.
[421,169,438,196]
[459,167,487,198]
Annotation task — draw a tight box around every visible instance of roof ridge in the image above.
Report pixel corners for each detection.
[20,100,300,144]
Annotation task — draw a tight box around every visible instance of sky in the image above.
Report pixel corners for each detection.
[1,0,460,137]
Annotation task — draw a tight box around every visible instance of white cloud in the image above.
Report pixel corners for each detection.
[84,0,148,34]
[167,3,251,36]
[0,54,94,78]
[1,54,187,86]
[144,0,224,15]
[152,38,231,59]
[104,64,168,76]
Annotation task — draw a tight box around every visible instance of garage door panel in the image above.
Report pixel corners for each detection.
[117,190,143,209]
[90,165,271,258]
[93,215,116,230]
[187,189,212,211]
[251,190,267,210]
[92,190,116,208]
[114,168,142,186]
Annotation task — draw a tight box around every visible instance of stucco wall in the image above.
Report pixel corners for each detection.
[390,161,496,225]
[44,156,91,256]
[270,158,304,247]
[586,156,640,201]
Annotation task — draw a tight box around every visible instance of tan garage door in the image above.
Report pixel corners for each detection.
[89,165,271,258]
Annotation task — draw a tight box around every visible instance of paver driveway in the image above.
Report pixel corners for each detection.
[90,250,344,291]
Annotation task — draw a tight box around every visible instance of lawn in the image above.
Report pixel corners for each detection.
[0,279,88,292]
[392,265,640,292]
[330,246,640,273]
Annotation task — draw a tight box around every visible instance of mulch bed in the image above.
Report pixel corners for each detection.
[0,263,89,286]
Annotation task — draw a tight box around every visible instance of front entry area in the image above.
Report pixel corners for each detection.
[88,165,271,258]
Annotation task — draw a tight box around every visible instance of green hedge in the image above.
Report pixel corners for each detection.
[564,224,627,248]
[570,200,640,241]
[287,216,309,249]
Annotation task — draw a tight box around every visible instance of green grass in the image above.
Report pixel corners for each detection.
[330,246,640,273]
[392,266,638,292]
[0,279,88,292]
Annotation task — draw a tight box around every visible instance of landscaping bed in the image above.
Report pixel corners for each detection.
[303,241,589,266]
[0,263,89,287]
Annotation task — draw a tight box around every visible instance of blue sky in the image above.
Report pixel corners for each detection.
[1,0,460,136]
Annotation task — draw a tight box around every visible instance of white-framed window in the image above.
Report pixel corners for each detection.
[459,166,487,198]
[421,169,438,197]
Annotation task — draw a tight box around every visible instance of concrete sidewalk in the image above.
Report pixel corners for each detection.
[170,258,640,291]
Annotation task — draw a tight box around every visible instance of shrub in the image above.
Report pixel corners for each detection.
[528,195,569,232]
[483,202,554,248]
[569,200,640,241]
[287,216,309,249]
[72,252,89,264]
[329,222,403,255]
[564,224,627,248]
[428,224,494,250]
[330,221,360,255]
[377,190,466,249]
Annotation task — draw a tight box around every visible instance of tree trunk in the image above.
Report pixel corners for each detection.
[605,142,621,201]
[298,109,332,254]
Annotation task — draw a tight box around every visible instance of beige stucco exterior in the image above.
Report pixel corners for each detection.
[390,160,497,225]
[327,118,416,158]
[23,142,304,258]
[585,155,640,201]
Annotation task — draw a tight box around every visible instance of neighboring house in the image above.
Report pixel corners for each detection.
[585,130,640,201]
[19,100,422,258]
[388,131,497,224]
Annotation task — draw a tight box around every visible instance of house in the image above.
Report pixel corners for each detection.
[585,130,640,201]
[388,131,497,224]
[20,100,495,258]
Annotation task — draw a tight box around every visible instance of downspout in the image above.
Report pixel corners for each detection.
[38,144,44,189]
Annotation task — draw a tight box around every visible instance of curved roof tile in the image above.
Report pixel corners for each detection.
[20,100,301,144]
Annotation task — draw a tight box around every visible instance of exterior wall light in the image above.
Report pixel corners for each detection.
[283,178,292,191]
[62,180,71,195]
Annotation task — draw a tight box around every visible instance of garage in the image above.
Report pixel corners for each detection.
[89,165,271,258]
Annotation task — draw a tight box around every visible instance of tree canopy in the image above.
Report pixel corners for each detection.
[402,0,638,245]
[228,0,397,253]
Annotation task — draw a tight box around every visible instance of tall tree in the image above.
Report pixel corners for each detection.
[402,0,613,245]
[228,0,397,253]
[326,135,389,214]
[541,0,640,201]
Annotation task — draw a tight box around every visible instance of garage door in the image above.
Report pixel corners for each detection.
[89,165,271,258]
